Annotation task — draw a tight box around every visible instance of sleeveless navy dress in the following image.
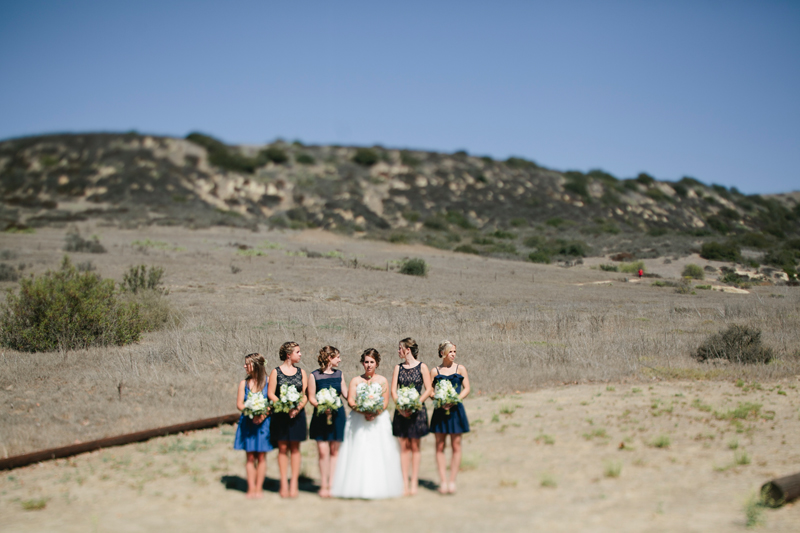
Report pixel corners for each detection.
[233,382,274,452]
[269,366,308,442]
[429,366,470,434]
[308,369,346,442]
[392,363,429,439]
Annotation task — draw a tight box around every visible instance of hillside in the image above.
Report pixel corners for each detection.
[1,132,798,271]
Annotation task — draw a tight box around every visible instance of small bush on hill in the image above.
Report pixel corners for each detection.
[672,183,688,198]
[295,153,315,165]
[352,148,379,167]
[763,249,799,270]
[423,216,448,231]
[706,216,730,234]
[694,325,773,364]
[636,173,655,185]
[682,264,704,280]
[64,228,106,253]
[505,157,536,170]
[0,257,143,352]
[121,265,166,294]
[186,132,261,174]
[0,263,19,282]
[454,244,480,255]
[399,258,428,277]
[260,146,288,164]
[528,251,551,264]
[619,260,645,274]
[700,241,740,262]
[445,210,474,229]
[510,218,527,227]
[599,264,618,272]
[523,235,544,248]
[737,232,773,249]
[400,151,421,167]
[493,229,515,240]
[563,171,590,199]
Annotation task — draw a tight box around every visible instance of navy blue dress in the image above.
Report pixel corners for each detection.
[429,366,470,434]
[269,366,308,442]
[308,369,346,442]
[234,382,274,452]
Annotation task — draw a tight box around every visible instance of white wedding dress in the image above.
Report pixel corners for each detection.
[330,410,404,499]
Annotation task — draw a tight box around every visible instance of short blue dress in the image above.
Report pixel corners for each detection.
[308,369,346,442]
[429,366,470,434]
[233,381,274,452]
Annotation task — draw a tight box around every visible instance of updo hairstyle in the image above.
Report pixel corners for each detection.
[438,340,455,358]
[399,337,419,360]
[318,345,340,370]
[360,348,381,367]
[279,341,299,361]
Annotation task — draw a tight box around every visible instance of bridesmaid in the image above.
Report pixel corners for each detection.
[267,341,308,498]
[429,340,470,495]
[233,352,273,499]
[391,337,431,496]
[307,345,347,498]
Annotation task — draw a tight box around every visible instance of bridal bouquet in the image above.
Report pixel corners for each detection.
[396,386,422,413]
[271,383,302,414]
[433,380,461,415]
[242,390,268,419]
[355,382,384,415]
[315,387,342,425]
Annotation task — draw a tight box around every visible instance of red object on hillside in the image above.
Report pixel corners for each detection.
[638,269,643,278]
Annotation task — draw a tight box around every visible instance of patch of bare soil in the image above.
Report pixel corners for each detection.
[1,380,799,532]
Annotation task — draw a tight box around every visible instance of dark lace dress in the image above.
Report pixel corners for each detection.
[269,366,308,442]
[309,369,346,441]
[391,363,430,439]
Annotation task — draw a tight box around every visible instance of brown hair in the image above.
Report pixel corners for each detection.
[318,345,339,370]
[244,353,267,392]
[360,348,381,367]
[438,340,455,358]
[279,341,299,361]
[399,337,419,359]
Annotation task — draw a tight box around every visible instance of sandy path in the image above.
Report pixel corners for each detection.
[2,379,799,532]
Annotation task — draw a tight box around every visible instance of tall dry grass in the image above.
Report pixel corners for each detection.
[1,224,798,456]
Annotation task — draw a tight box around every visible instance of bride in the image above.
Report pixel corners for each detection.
[330,348,404,499]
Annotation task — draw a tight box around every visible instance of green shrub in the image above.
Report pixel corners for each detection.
[490,243,517,255]
[682,264,705,280]
[738,232,773,249]
[352,148,379,166]
[599,264,618,272]
[493,230,515,240]
[64,229,106,253]
[706,216,730,234]
[700,241,741,262]
[505,157,536,170]
[473,236,495,245]
[118,289,173,332]
[399,258,428,277]
[763,249,798,270]
[636,173,655,185]
[672,183,688,198]
[0,263,19,282]
[445,210,474,229]
[295,153,315,165]
[619,260,645,274]
[545,217,565,228]
[509,218,527,227]
[557,241,588,257]
[622,180,640,192]
[694,325,773,364]
[0,257,143,352]
[647,227,669,237]
[564,171,590,199]
[388,233,410,244]
[528,251,551,264]
[646,188,671,203]
[121,265,166,294]
[454,244,480,255]
[261,146,288,164]
[423,216,448,231]
[400,151,421,167]
[186,132,261,174]
[523,235,544,248]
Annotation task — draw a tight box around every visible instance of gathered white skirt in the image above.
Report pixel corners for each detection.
[330,410,404,499]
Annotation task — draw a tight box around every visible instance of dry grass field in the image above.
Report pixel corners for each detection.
[1,224,799,531]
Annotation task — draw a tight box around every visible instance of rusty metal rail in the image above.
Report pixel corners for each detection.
[761,472,800,507]
[0,413,240,471]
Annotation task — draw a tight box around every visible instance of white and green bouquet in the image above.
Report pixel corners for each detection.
[355,382,384,415]
[242,390,268,419]
[271,383,302,414]
[433,380,461,415]
[396,386,422,413]
[315,387,343,425]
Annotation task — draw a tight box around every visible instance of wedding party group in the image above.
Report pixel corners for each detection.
[233,338,471,500]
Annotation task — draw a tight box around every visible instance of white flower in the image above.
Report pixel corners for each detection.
[242,390,268,418]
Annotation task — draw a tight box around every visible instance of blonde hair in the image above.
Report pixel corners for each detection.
[279,341,299,361]
[244,353,267,392]
[399,337,419,359]
[438,340,455,358]
[318,345,339,370]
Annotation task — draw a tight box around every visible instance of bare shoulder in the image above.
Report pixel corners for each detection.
[420,362,430,372]
[458,365,469,376]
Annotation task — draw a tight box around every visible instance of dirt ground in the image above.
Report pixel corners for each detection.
[2,379,799,532]
[0,224,799,531]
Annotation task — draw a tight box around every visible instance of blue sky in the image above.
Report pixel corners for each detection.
[1,1,798,194]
